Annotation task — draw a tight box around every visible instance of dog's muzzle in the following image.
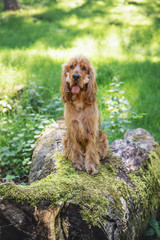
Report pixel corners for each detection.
[72,74,81,81]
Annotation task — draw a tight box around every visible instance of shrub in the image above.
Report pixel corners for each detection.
[0,84,63,180]
[145,217,160,239]
[0,78,145,179]
[100,76,145,142]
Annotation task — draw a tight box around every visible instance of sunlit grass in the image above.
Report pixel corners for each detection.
[0,49,61,96]
[57,0,86,10]
[0,0,160,143]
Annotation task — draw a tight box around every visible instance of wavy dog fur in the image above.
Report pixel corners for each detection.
[60,55,108,174]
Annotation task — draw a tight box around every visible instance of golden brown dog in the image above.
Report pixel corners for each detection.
[60,55,108,174]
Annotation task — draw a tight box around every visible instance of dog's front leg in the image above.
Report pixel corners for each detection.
[83,118,100,174]
[64,134,84,171]
[71,142,84,171]
[63,120,85,171]
[85,140,100,175]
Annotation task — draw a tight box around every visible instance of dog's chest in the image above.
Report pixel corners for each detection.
[72,99,84,112]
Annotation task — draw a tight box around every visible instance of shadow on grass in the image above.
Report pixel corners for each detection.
[0,0,159,52]
[0,51,63,97]
[0,0,160,141]
[0,44,160,143]
[96,59,160,142]
[0,0,114,49]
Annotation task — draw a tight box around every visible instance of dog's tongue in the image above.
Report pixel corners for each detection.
[71,86,80,93]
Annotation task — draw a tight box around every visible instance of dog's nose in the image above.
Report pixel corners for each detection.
[72,74,80,81]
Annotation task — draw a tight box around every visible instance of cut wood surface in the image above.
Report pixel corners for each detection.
[1,120,160,240]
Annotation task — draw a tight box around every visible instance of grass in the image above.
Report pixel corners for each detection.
[0,0,160,178]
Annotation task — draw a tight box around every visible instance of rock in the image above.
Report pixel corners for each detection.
[13,84,26,93]
[124,128,155,152]
[110,128,157,172]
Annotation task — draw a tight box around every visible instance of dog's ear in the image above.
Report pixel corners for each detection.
[60,63,72,103]
[85,63,97,104]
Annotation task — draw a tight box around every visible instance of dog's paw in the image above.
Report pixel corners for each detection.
[85,164,98,175]
[73,162,84,171]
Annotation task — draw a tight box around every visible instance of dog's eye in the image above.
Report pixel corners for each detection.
[82,66,86,71]
[70,65,74,69]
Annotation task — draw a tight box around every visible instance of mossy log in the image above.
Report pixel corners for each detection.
[1,120,160,240]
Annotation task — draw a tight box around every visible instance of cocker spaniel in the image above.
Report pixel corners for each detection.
[60,55,108,175]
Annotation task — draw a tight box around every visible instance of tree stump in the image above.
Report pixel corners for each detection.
[3,0,20,11]
[1,121,160,240]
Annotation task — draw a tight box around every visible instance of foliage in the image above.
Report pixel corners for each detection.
[0,0,160,179]
[0,0,159,140]
[0,77,143,179]
[0,84,63,179]
[145,217,160,239]
[100,76,145,141]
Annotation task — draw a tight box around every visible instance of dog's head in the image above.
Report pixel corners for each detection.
[60,55,97,104]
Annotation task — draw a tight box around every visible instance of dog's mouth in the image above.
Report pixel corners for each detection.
[71,85,80,94]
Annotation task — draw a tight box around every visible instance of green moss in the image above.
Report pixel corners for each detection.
[133,135,147,140]
[1,148,160,227]
[153,146,160,158]
[149,148,160,185]
[127,147,160,217]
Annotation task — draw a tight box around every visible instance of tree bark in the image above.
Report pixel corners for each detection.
[3,0,20,10]
[1,121,160,240]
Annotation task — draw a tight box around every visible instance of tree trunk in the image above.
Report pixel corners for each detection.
[1,121,160,240]
[3,0,20,10]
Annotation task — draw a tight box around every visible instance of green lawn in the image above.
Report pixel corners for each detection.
[0,0,160,178]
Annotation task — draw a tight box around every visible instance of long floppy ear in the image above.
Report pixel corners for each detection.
[60,63,72,103]
[85,63,97,104]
